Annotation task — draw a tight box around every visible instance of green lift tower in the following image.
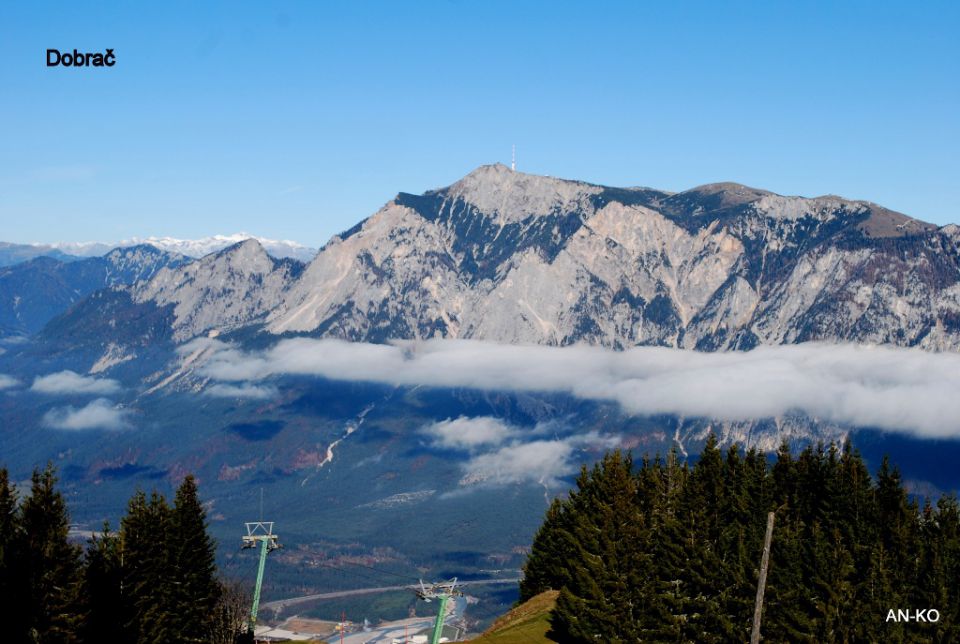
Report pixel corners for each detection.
[416,578,463,644]
[242,520,281,636]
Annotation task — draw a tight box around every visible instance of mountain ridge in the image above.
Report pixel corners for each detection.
[26,165,960,354]
[3,233,317,263]
[0,244,187,339]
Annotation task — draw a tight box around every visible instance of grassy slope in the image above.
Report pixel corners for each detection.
[471,590,558,643]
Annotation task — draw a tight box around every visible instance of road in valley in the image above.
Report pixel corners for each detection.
[260,577,520,612]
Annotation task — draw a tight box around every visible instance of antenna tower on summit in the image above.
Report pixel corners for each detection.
[511,144,516,171]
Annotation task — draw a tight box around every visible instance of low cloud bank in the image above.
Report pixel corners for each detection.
[43,398,130,430]
[188,337,960,438]
[31,370,121,396]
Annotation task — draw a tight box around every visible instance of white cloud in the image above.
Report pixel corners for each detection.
[43,398,131,431]
[423,416,514,450]
[31,370,121,396]
[193,337,960,439]
[460,440,576,487]
[420,417,621,489]
[0,374,19,390]
[204,383,276,400]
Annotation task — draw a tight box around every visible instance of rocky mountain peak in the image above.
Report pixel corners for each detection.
[438,163,604,225]
[130,237,300,341]
[682,182,772,204]
[210,238,274,274]
[25,167,960,352]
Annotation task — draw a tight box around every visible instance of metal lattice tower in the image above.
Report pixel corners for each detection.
[242,520,281,635]
[416,578,463,644]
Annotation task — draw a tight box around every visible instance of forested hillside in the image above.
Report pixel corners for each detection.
[521,438,960,642]
[0,466,247,644]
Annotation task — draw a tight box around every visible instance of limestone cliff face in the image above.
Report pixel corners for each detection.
[22,165,960,454]
[55,164,959,353]
[261,164,958,351]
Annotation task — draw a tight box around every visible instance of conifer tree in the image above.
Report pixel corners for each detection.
[0,468,19,635]
[11,464,83,643]
[526,439,960,642]
[121,490,176,644]
[80,523,125,643]
[876,456,918,601]
[932,494,960,641]
[549,451,646,642]
[520,498,571,602]
[169,475,221,643]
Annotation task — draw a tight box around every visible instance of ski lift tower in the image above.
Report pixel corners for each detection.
[242,520,281,635]
[416,578,463,644]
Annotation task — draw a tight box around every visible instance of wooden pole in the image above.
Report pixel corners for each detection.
[751,511,776,644]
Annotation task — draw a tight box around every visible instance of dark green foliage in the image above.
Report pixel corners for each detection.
[524,438,960,643]
[0,464,232,643]
[518,497,570,602]
[120,480,223,644]
[10,464,84,643]
[0,468,20,637]
[170,475,222,642]
[121,490,176,644]
[79,524,124,643]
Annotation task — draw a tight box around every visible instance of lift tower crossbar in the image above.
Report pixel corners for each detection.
[242,521,281,635]
[417,578,462,644]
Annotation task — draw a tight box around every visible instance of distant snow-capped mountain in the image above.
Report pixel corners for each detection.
[20,233,317,262]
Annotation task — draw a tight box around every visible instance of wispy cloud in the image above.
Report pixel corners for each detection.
[0,374,19,390]
[461,440,575,487]
[31,371,121,396]
[204,383,276,400]
[43,398,131,431]
[189,337,960,439]
[423,416,514,450]
[459,432,620,488]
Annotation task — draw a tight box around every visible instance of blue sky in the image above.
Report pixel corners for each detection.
[1,1,957,246]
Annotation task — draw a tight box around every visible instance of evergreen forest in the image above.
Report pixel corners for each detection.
[521,437,960,643]
[0,465,248,644]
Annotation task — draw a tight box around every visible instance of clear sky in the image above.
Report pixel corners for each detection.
[1,1,957,246]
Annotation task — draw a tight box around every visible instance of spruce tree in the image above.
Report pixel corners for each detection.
[526,441,958,643]
[876,456,917,606]
[80,523,125,643]
[549,451,646,642]
[169,475,221,643]
[121,490,176,644]
[11,464,83,643]
[932,494,960,641]
[0,468,19,636]
[520,497,571,601]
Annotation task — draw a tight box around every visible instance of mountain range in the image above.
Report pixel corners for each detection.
[0,245,187,338]
[25,163,959,352]
[0,233,317,266]
[1,164,958,618]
